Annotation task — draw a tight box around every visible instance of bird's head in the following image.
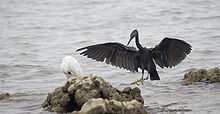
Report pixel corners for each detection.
[127,29,138,46]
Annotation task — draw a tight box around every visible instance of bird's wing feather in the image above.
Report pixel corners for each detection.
[76,42,139,72]
[151,38,191,68]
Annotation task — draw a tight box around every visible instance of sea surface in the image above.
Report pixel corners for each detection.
[0,0,220,113]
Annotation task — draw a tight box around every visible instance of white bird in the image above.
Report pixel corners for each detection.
[60,56,83,79]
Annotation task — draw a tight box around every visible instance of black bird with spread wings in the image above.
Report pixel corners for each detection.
[76,29,191,85]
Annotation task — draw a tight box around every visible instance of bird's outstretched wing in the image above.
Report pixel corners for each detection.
[151,38,191,68]
[76,42,139,72]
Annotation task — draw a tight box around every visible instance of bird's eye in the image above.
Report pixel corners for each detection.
[67,71,71,74]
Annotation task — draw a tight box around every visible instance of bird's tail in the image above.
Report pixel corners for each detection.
[149,69,160,80]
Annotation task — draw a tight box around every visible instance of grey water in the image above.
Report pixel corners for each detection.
[0,0,220,113]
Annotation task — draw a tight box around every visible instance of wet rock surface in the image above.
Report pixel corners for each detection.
[42,74,146,113]
[183,67,220,85]
[0,93,10,100]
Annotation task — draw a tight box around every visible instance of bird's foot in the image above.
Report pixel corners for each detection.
[130,78,145,85]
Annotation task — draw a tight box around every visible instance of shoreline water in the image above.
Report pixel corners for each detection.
[1,0,220,113]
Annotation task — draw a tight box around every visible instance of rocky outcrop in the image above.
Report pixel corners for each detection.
[0,93,10,100]
[183,67,220,85]
[72,98,147,114]
[42,74,146,113]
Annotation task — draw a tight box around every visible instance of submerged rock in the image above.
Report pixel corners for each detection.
[42,74,146,113]
[183,67,220,85]
[0,93,10,100]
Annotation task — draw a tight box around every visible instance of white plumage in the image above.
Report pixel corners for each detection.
[60,56,83,79]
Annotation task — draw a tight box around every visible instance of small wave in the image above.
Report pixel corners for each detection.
[22,104,42,112]
[145,105,192,114]
[0,64,43,69]
[9,52,36,59]
[183,68,197,72]
[12,92,45,97]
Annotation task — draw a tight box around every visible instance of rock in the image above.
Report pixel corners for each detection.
[0,93,10,100]
[72,98,147,114]
[183,67,220,85]
[42,74,145,113]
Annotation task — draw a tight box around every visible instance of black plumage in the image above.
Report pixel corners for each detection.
[76,29,191,81]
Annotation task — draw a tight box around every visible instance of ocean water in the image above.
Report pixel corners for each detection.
[0,0,220,113]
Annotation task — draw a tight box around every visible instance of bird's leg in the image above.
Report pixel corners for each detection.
[130,69,145,85]
[144,72,149,80]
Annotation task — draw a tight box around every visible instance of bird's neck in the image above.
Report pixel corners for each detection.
[135,34,144,50]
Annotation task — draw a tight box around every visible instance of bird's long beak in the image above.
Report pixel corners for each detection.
[127,37,133,46]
